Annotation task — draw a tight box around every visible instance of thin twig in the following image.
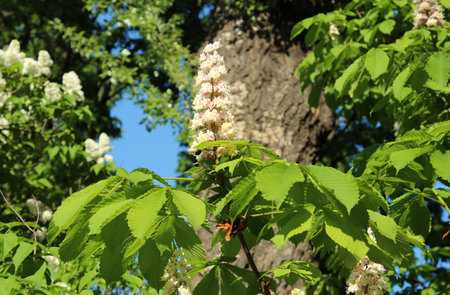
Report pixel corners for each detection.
[31,194,40,254]
[1,189,35,234]
[237,232,270,295]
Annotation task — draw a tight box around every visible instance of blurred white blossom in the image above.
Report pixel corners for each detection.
[85,132,113,164]
[62,71,84,100]
[44,81,62,103]
[42,255,60,272]
[40,209,53,223]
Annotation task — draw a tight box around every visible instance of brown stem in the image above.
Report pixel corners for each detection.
[237,232,270,295]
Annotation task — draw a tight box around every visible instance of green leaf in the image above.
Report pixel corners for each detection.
[174,218,205,261]
[194,267,219,295]
[220,267,247,295]
[271,205,314,250]
[305,165,359,213]
[0,277,18,294]
[79,268,98,290]
[256,163,304,207]
[123,273,144,287]
[127,188,166,240]
[0,232,18,260]
[171,189,206,229]
[368,211,397,241]
[291,17,315,40]
[23,261,46,286]
[215,173,259,219]
[335,58,362,94]
[89,199,134,234]
[309,78,325,108]
[139,239,169,291]
[48,176,123,243]
[154,216,176,254]
[378,19,396,34]
[391,194,431,237]
[365,48,389,80]
[390,147,433,172]
[425,52,450,87]
[12,242,35,271]
[324,210,369,260]
[392,66,412,101]
[265,261,321,285]
[430,150,450,182]
[100,214,130,284]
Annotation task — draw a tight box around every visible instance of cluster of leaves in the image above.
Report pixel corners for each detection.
[45,168,204,294]
[47,136,449,293]
[292,0,449,133]
[0,42,117,293]
[290,0,450,292]
[0,227,105,294]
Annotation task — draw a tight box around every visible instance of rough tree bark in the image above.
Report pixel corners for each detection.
[195,1,336,293]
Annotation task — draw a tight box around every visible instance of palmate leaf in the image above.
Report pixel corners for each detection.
[305,165,359,213]
[171,189,206,229]
[127,188,167,240]
[48,176,124,243]
[256,163,304,207]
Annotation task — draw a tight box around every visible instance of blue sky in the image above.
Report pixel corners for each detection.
[109,98,181,186]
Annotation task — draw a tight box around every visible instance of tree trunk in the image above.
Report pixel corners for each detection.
[195,1,336,293]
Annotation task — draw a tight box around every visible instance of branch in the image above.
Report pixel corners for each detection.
[0,189,35,234]
[237,232,271,295]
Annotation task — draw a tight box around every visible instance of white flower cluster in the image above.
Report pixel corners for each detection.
[0,39,85,105]
[84,132,113,164]
[413,0,446,28]
[25,198,53,242]
[62,71,84,99]
[161,248,192,295]
[26,198,53,223]
[346,228,388,295]
[189,40,238,162]
[0,40,53,77]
